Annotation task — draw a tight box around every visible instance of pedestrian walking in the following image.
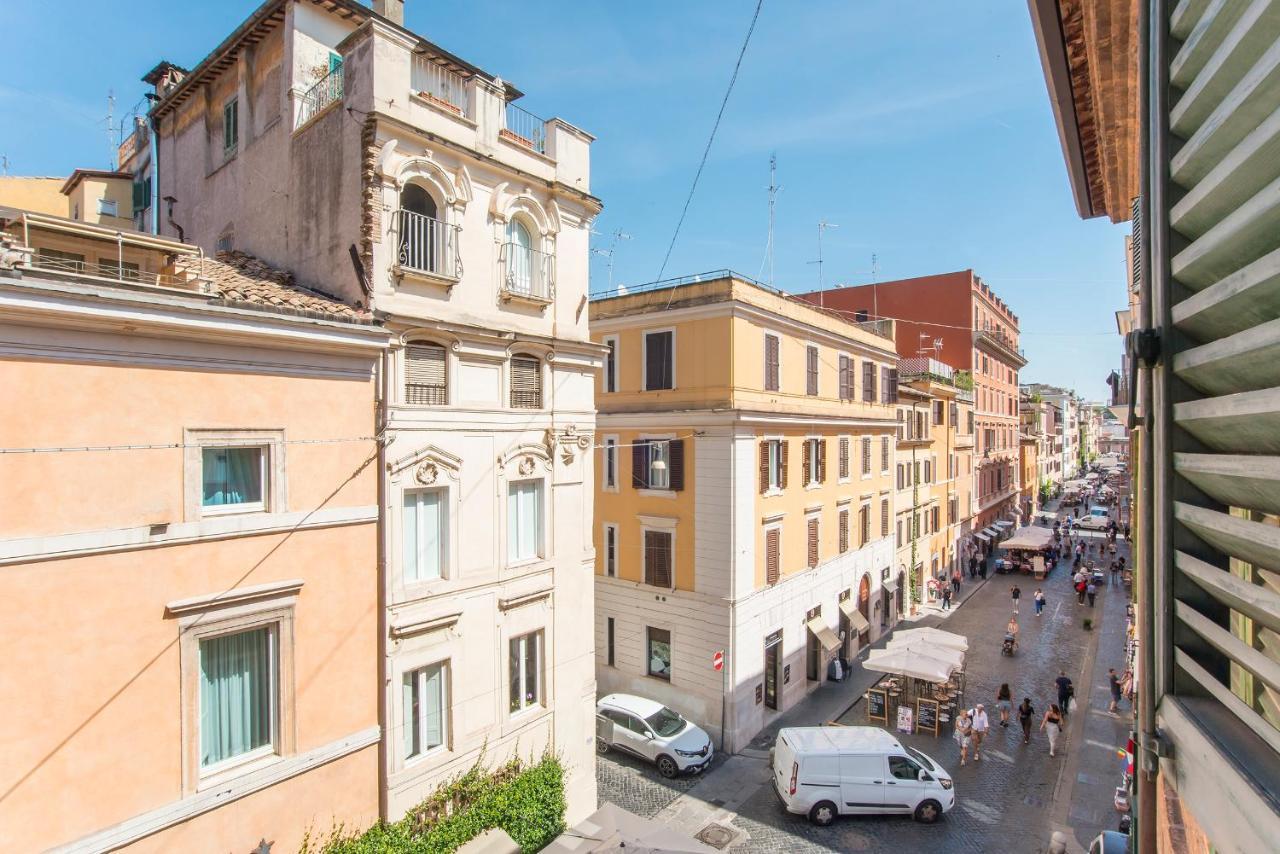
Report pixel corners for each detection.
[1034,588,1045,616]
[980,555,989,579]
[952,568,962,595]
[941,585,952,611]
[971,704,990,761]
[1124,523,1131,541]
[1108,668,1123,713]
[1010,585,1021,614]
[1041,704,1064,756]
[954,707,974,766]
[1087,580,1098,607]
[1018,698,1035,744]
[997,683,1012,727]
[1076,577,1087,604]
[1055,671,1074,717]
[969,553,978,579]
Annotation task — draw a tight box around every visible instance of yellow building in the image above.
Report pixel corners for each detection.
[590,273,899,751]
[1019,430,1040,521]
[892,358,975,610]
[0,170,136,232]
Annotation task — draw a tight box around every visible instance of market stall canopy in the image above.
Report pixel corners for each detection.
[806,617,841,654]
[1000,526,1055,550]
[883,640,965,669]
[839,598,870,633]
[863,648,957,683]
[890,626,969,651]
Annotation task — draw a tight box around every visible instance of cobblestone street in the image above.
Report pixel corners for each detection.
[598,522,1134,852]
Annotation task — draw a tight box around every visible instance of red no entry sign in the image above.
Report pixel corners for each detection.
[712,650,724,671]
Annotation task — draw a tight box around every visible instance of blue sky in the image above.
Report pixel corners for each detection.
[0,0,1127,399]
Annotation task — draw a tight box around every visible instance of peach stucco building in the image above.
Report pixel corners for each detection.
[0,209,389,851]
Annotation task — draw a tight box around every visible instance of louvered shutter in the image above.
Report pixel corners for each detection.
[880,366,890,404]
[862,437,871,475]
[765,335,779,391]
[1147,2,1280,821]
[881,498,889,536]
[802,440,812,484]
[818,439,827,482]
[759,441,770,493]
[807,517,818,567]
[839,438,849,479]
[510,355,541,408]
[765,529,780,585]
[780,439,788,487]
[405,344,448,405]
[888,368,899,403]
[881,436,890,472]
[806,346,819,395]
[645,531,672,588]
[839,509,849,553]
[862,362,874,402]
[839,355,851,399]
[632,442,649,489]
[668,439,685,491]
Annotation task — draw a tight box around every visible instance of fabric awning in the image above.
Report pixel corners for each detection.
[839,598,870,633]
[1000,526,1055,550]
[882,577,899,594]
[974,531,993,543]
[806,617,841,654]
[993,520,1014,530]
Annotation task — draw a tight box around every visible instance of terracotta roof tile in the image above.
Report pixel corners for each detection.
[177,251,370,321]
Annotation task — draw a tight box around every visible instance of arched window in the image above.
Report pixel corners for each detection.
[510,354,542,409]
[405,342,447,405]
[398,183,444,274]
[505,218,534,295]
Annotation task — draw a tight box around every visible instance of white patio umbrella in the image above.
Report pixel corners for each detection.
[890,626,970,652]
[862,648,957,684]
[882,640,965,670]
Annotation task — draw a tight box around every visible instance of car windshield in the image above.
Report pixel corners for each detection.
[906,747,936,771]
[645,707,687,738]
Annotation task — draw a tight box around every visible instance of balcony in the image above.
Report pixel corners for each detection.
[499,243,554,305]
[501,103,547,154]
[395,210,462,282]
[296,65,343,129]
[411,56,472,118]
[973,325,1028,368]
[898,356,954,384]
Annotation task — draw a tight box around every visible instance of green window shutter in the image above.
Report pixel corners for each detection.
[329,52,344,74]
[132,180,146,212]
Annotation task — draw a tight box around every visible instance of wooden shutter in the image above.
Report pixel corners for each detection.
[839,355,850,399]
[631,442,649,489]
[862,361,875,402]
[806,346,819,395]
[510,355,541,408]
[644,530,672,588]
[839,438,849,479]
[818,439,827,482]
[881,436,889,472]
[765,334,779,391]
[668,439,685,491]
[862,437,871,474]
[765,529,780,585]
[779,439,789,488]
[888,368,899,403]
[759,441,770,493]
[405,344,447,405]
[802,440,812,484]
[807,517,818,567]
[881,498,889,536]
[838,509,849,553]
[859,506,869,546]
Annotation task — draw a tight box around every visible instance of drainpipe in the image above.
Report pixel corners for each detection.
[375,348,390,821]
[147,95,160,235]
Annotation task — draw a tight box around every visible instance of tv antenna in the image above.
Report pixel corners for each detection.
[104,90,116,169]
[807,220,839,295]
[590,228,632,292]
[765,154,781,286]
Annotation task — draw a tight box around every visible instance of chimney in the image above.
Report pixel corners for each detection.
[373,0,404,26]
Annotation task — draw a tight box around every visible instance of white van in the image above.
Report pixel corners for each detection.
[771,726,955,825]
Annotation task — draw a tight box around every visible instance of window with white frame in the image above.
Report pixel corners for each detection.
[97,198,119,217]
[201,446,266,513]
[199,625,276,770]
[510,354,542,409]
[647,627,671,680]
[643,529,673,587]
[507,480,544,563]
[403,488,446,583]
[805,437,825,485]
[223,98,239,153]
[509,630,543,714]
[603,523,618,577]
[644,330,674,391]
[763,438,785,491]
[405,343,448,405]
[604,437,618,490]
[648,439,670,489]
[604,336,618,393]
[402,661,447,761]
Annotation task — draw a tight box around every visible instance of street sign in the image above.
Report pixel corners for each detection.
[712,650,724,671]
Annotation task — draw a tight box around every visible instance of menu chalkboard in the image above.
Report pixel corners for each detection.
[916,699,940,735]
[867,688,888,723]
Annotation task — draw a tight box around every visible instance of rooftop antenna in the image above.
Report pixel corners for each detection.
[104,90,116,169]
[1,155,8,176]
[590,228,632,292]
[766,153,780,286]
[807,220,839,304]
[871,252,879,318]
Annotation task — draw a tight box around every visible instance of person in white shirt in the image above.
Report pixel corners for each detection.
[970,703,990,761]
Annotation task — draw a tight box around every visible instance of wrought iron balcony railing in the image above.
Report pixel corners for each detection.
[397,210,462,280]
[296,65,344,128]
[499,242,554,302]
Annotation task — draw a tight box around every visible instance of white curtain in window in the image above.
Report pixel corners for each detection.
[507,481,542,562]
[402,662,445,759]
[202,446,263,507]
[507,219,533,294]
[403,489,444,583]
[509,632,541,713]
[200,627,273,767]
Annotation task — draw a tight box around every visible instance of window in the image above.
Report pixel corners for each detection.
[97,198,119,217]
[765,528,780,585]
[199,626,275,769]
[861,436,872,475]
[402,662,447,761]
[606,617,615,666]
[881,498,890,536]
[932,506,940,531]
[201,446,265,512]
[507,480,543,563]
[888,755,923,781]
[838,437,850,480]
[405,343,447,405]
[634,439,685,490]
[859,505,870,546]
[862,361,876,402]
[880,366,893,404]
[887,368,899,403]
[603,523,618,577]
[403,488,446,583]
[223,98,239,152]
[643,529,673,587]
[508,631,543,714]
[807,516,819,567]
[760,438,786,491]
[644,330,674,390]
[99,258,141,280]
[132,176,152,214]
[604,437,618,489]
[804,438,825,485]
[764,334,780,391]
[839,354,852,399]
[896,519,903,547]
[603,336,618,393]
[36,247,86,272]
[838,509,849,553]
[806,345,819,395]
[934,400,945,424]
[510,355,542,408]
[647,627,671,680]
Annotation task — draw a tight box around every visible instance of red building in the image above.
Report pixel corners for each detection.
[800,270,1026,531]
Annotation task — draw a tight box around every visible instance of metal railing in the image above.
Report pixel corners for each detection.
[26,253,187,289]
[500,242,554,301]
[397,210,462,279]
[501,103,546,154]
[411,56,471,117]
[898,356,954,383]
[296,66,344,128]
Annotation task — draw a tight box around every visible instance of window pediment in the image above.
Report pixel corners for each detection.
[498,443,553,478]
[389,444,462,485]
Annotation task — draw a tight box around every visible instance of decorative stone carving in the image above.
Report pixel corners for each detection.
[518,455,536,476]
[415,462,439,485]
[545,425,593,465]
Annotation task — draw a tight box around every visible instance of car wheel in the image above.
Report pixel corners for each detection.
[808,801,838,827]
[656,755,679,778]
[914,799,943,824]
[596,739,609,755]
